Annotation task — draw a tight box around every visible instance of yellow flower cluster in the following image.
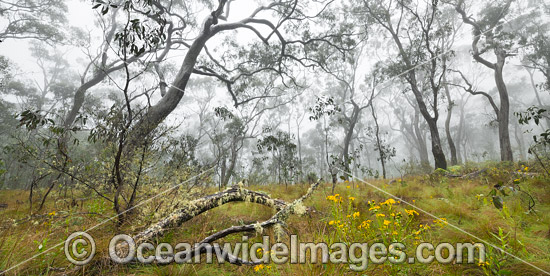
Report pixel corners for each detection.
[381,198,397,206]
[326,194,343,203]
[477,261,490,267]
[359,220,372,229]
[433,218,448,228]
[324,194,449,262]
[405,209,419,216]
[253,264,272,272]
[369,205,380,211]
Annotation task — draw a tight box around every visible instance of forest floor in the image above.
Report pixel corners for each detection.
[1,163,550,275]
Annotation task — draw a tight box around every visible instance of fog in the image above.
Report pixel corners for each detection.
[1,0,549,189]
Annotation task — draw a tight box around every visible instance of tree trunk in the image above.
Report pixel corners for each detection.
[219,155,226,190]
[413,108,430,166]
[444,82,458,165]
[342,104,360,178]
[221,139,239,187]
[297,122,303,182]
[513,120,526,161]
[456,1,513,162]
[387,23,447,170]
[455,96,468,164]
[331,173,337,195]
[426,119,447,170]
[495,56,514,162]
[370,103,386,178]
[123,15,217,156]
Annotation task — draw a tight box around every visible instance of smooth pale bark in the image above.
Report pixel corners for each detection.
[370,103,386,178]
[342,102,361,178]
[124,2,237,156]
[221,137,241,187]
[124,31,210,153]
[391,105,430,166]
[412,109,429,165]
[384,18,447,169]
[455,95,470,164]
[443,81,458,165]
[513,120,526,160]
[296,115,303,182]
[62,8,121,131]
[456,0,514,162]
[495,57,514,161]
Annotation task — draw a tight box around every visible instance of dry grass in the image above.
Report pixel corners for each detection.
[1,168,550,275]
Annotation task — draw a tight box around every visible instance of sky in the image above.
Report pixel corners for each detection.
[1,0,549,175]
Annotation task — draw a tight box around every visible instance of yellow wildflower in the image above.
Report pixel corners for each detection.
[381,198,397,206]
[376,213,385,217]
[326,194,342,203]
[405,209,419,216]
[383,220,391,226]
[254,264,265,271]
[360,222,370,229]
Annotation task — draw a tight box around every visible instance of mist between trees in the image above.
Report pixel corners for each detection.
[0,0,549,230]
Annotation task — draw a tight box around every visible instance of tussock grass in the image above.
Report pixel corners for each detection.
[1,164,550,275]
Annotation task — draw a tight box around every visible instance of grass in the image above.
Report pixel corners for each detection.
[0,164,550,275]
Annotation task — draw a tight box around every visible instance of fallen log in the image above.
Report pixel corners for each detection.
[131,184,289,245]
[460,168,488,179]
[110,181,320,266]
